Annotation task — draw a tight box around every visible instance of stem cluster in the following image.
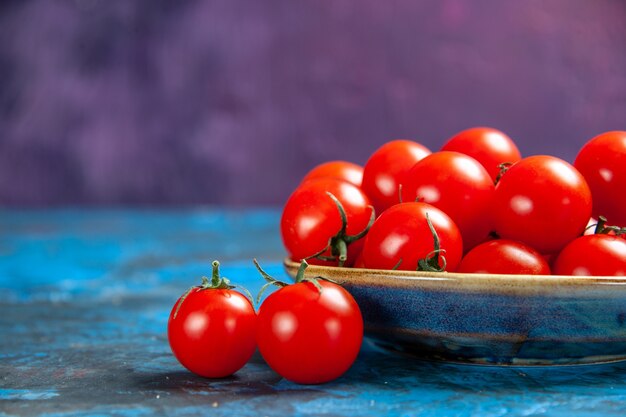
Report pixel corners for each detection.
[253,258,338,304]
[309,192,375,267]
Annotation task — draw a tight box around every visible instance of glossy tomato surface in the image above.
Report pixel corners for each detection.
[440,127,521,182]
[553,234,626,276]
[457,239,550,275]
[168,288,257,378]
[281,178,373,265]
[361,140,431,215]
[492,155,592,254]
[400,151,495,251]
[301,160,363,187]
[256,280,363,384]
[361,202,463,271]
[574,131,626,226]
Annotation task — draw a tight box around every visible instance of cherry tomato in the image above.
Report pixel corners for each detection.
[254,260,363,384]
[361,202,463,272]
[457,239,550,275]
[301,160,363,187]
[281,178,374,267]
[440,127,522,182]
[400,151,494,251]
[491,155,592,254]
[553,234,626,276]
[574,131,626,226]
[168,261,257,378]
[353,252,366,268]
[361,140,431,215]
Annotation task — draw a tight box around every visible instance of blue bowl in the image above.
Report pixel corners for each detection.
[284,259,626,366]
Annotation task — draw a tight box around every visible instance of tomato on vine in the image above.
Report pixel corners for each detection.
[361,140,431,215]
[168,261,257,378]
[440,127,521,182]
[254,259,363,384]
[281,178,374,267]
[491,155,592,254]
[361,202,463,272]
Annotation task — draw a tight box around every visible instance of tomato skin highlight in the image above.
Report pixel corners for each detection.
[362,140,431,215]
[301,160,364,187]
[401,151,495,251]
[553,234,626,276]
[256,280,363,384]
[281,178,373,265]
[574,131,626,226]
[361,202,463,272]
[440,127,521,182]
[168,288,257,378]
[457,239,550,275]
[491,155,592,254]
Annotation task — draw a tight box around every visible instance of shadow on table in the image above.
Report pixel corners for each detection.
[349,342,626,393]
[129,344,626,397]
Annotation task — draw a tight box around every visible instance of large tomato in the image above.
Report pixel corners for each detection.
[574,131,626,226]
[457,239,550,275]
[281,178,374,266]
[491,155,592,254]
[168,261,256,378]
[254,260,363,384]
[361,202,463,272]
[440,127,522,182]
[361,140,431,215]
[301,160,363,187]
[553,234,626,276]
[400,151,495,251]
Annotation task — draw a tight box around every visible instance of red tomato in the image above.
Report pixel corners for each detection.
[574,131,626,226]
[553,234,626,276]
[353,252,366,268]
[168,262,257,378]
[440,127,522,182]
[361,140,431,215]
[492,155,592,254]
[457,239,550,275]
[361,202,463,272]
[400,151,494,251]
[255,261,363,384]
[281,178,374,266]
[301,160,363,187]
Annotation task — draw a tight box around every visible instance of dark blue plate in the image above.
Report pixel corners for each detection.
[284,259,626,366]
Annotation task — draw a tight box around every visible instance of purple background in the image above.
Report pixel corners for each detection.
[1,0,625,206]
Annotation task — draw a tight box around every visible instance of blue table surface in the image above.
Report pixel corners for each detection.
[2,209,626,417]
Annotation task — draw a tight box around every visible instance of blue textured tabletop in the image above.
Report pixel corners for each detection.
[2,209,626,417]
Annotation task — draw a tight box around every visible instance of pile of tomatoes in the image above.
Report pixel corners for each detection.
[281,128,626,276]
[167,128,626,385]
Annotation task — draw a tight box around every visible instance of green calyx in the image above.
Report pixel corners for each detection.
[494,162,513,185]
[253,258,338,304]
[307,192,375,267]
[593,216,626,236]
[173,260,253,319]
[203,260,235,290]
[416,213,447,272]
